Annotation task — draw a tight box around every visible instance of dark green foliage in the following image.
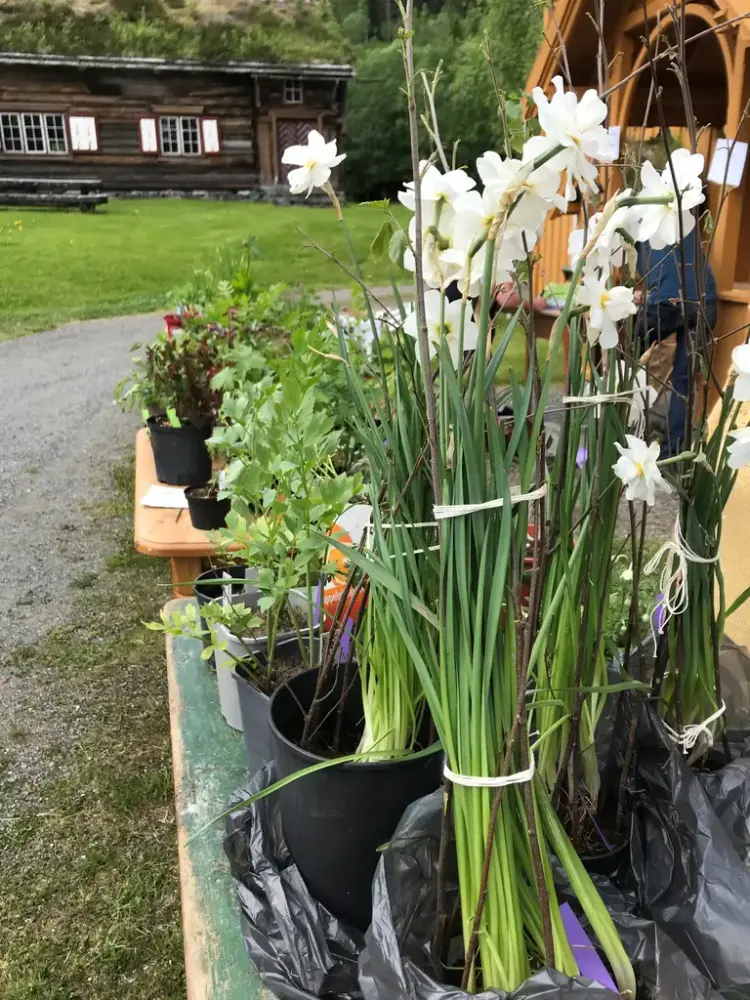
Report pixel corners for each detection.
[342,0,542,199]
[0,0,350,63]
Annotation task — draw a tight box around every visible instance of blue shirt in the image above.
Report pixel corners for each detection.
[636,232,717,306]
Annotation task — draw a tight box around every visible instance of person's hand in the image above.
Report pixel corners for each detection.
[633,288,643,305]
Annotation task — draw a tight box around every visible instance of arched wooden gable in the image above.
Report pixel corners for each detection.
[527,0,750,391]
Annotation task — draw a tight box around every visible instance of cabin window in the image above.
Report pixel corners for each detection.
[69,116,98,153]
[44,114,68,154]
[181,117,201,155]
[283,79,303,104]
[159,115,202,156]
[0,113,24,152]
[0,112,68,154]
[22,114,47,153]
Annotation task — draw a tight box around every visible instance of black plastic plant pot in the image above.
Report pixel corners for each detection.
[148,416,211,486]
[184,487,231,531]
[194,566,250,671]
[268,667,443,931]
[234,636,317,774]
[579,840,629,877]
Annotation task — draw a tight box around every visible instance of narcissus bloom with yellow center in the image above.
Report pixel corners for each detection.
[525,75,613,199]
[613,435,670,506]
[281,130,345,196]
[576,273,637,349]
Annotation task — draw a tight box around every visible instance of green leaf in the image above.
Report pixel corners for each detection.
[388,229,408,269]
[370,219,395,260]
[166,407,181,428]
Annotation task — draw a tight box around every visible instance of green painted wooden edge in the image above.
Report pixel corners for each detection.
[166,598,270,1000]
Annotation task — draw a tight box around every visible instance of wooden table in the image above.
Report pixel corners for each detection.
[165,606,270,1000]
[134,428,222,597]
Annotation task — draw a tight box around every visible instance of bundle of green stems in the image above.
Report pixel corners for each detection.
[335,241,635,994]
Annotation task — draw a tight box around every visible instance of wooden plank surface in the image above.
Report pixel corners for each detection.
[166,601,270,1000]
[134,428,221,559]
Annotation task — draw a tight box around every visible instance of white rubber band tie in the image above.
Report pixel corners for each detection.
[663,701,727,753]
[444,753,535,788]
[433,483,547,521]
[562,390,643,406]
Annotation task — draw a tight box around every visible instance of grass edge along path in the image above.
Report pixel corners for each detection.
[0,459,186,1000]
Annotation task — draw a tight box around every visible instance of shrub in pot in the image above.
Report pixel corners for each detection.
[114,315,234,485]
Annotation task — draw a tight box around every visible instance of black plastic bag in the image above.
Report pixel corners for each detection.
[360,790,723,1000]
[631,748,750,996]
[224,763,364,1000]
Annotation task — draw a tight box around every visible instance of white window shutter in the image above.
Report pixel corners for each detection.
[201,118,220,154]
[140,117,158,154]
[69,116,98,152]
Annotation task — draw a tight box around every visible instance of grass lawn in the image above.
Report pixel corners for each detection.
[0,199,404,339]
[0,461,183,1000]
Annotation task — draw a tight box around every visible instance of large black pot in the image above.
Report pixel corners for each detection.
[148,417,211,486]
[184,487,231,530]
[194,566,252,670]
[269,667,442,930]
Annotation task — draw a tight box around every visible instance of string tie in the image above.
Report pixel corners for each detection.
[433,484,547,521]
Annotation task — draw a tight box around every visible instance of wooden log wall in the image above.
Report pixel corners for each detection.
[0,64,347,192]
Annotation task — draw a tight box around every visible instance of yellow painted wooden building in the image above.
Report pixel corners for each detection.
[527,0,750,645]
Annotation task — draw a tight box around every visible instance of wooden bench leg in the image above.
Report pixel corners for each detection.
[171,557,204,598]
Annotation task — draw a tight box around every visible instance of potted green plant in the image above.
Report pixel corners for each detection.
[114,316,232,486]
[184,471,232,531]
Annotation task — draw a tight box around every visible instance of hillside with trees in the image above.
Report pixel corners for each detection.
[339,0,542,199]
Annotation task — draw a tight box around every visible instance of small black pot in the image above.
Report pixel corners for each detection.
[269,667,443,930]
[148,416,211,486]
[184,487,230,530]
[194,566,251,671]
[580,840,629,877]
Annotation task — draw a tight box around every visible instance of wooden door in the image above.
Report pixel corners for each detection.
[277,119,314,182]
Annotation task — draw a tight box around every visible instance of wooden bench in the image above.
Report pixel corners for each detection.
[165,611,270,1000]
[0,176,108,211]
[134,428,227,597]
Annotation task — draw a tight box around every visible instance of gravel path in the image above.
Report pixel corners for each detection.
[0,312,162,646]
[0,314,163,804]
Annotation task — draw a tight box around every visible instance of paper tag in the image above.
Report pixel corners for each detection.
[141,484,188,509]
[708,138,748,188]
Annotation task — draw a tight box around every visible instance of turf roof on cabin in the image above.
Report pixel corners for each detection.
[0,0,352,65]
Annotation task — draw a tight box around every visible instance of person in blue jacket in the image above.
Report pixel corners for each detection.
[636,230,717,455]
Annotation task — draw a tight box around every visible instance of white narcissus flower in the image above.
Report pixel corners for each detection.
[576,274,637,349]
[403,290,479,367]
[613,435,671,506]
[476,152,565,230]
[281,129,345,196]
[732,343,750,401]
[398,162,475,213]
[727,427,750,469]
[568,195,639,275]
[628,368,658,435]
[636,149,704,249]
[525,75,613,200]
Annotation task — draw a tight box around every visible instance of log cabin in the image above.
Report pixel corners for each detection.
[0,51,354,195]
